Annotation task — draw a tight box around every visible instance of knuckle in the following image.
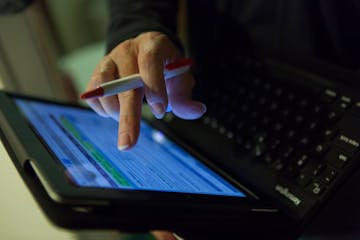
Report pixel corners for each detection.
[119,40,133,53]
[89,75,102,86]
[142,46,160,62]
[111,39,134,59]
[101,55,111,65]
[152,33,169,44]
[140,41,162,62]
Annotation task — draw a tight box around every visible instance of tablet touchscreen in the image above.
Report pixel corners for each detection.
[13,98,246,198]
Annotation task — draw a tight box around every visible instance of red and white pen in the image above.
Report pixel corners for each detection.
[80,58,193,100]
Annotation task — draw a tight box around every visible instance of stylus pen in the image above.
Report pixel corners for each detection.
[80,58,193,99]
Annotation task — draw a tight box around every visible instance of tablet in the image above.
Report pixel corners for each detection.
[0,91,281,231]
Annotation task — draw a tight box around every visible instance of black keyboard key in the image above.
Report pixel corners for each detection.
[333,95,352,110]
[298,98,310,109]
[283,164,299,179]
[223,113,236,128]
[251,143,267,158]
[257,96,267,106]
[268,138,281,152]
[259,115,272,127]
[295,154,309,168]
[312,143,330,158]
[263,82,272,92]
[326,109,343,123]
[274,87,284,97]
[249,110,260,120]
[210,118,219,129]
[273,159,287,171]
[236,86,247,98]
[336,115,360,153]
[350,101,360,117]
[285,92,297,103]
[306,180,326,196]
[280,108,292,118]
[236,121,248,133]
[325,148,352,169]
[303,162,326,176]
[311,163,326,176]
[334,133,360,155]
[320,89,337,103]
[246,124,260,136]
[263,153,275,164]
[272,123,284,133]
[252,131,268,143]
[239,104,250,114]
[252,77,262,88]
[296,173,312,187]
[285,129,297,140]
[225,130,234,140]
[279,146,295,159]
[217,109,229,122]
[320,168,338,184]
[308,121,319,132]
[269,102,279,112]
[294,114,305,125]
[202,115,211,125]
[311,103,323,115]
[322,127,338,141]
[235,135,245,146]
[247,90,257,102]
[243,140,253,152]
[297,136,312,148]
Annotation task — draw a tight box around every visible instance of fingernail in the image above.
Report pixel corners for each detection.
[201,103,207,114]
[152,103,165,119]
[118,133,131,151]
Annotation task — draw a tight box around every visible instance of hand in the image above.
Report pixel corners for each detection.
[85,32,206,150]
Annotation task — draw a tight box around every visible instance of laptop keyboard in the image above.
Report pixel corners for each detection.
[201,76,344,193]
[165,56,360,222]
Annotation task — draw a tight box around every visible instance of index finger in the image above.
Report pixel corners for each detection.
[110,42,144,151]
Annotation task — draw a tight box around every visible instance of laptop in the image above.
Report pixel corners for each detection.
[160,48,360,237]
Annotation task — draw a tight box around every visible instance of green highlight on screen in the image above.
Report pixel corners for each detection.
[59,116,131,187]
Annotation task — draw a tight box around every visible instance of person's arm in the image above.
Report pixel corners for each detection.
[106,0,182,53]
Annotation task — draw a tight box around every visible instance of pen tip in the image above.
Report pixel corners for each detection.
[80,87,104,99]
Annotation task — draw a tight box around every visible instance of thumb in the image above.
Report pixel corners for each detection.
[167,73,206,119]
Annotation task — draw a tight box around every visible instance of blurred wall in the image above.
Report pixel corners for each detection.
[45,0,108,55]
[46,0,108,94]
[0,0,108,100]
[0,0,68,100]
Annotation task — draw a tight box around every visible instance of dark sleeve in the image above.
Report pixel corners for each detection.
[0,0,33,14]
[106,0,182,53]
